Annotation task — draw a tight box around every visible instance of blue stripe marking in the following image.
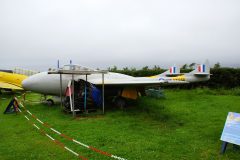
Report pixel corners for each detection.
[202,65,205,72]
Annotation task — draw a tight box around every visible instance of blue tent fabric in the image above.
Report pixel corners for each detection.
[90,85,102,107]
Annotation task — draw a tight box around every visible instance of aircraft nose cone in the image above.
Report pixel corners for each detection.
[22,77,32,90]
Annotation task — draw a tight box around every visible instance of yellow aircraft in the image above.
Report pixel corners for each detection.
[0,71,27,91]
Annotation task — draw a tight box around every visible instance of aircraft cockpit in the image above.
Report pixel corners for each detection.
[62,64,96,71]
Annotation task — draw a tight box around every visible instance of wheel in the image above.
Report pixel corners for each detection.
[46,99,54,106]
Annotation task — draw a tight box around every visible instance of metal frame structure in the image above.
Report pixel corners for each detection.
[48,69,108,117]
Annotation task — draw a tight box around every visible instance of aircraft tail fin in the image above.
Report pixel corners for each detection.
[159,65,180,77]
[187,60,210,76]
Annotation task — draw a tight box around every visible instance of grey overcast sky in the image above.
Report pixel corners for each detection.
[0,0,240,71]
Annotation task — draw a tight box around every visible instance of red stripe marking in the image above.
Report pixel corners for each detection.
[43,123,51,128]
[89,146,112,157]
[79,155,88,160]
[32,114,37,119]
[61,134,73,141]
[39,129,46,135]
[17,99,118,160]
[54,140,65,148]
[198,66,201,72]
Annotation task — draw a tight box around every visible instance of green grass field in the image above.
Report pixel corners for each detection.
[1,89,240,160]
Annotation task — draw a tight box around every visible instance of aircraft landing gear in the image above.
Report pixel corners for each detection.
[42,95,55,106]
[46,99,54,106]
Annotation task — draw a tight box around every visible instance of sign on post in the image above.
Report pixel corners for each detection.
[220,112,240,153]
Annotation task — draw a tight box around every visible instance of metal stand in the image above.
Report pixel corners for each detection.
[60,74,63,109]
[49,67,107,117]
[102,73,105,114]
[221,142,228,154]
[72,74,76,117]
[84,75,87,113]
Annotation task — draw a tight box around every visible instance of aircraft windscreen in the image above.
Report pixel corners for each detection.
[62,65,96,71]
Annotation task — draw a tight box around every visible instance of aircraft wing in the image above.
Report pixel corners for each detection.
[92,78,189,87]
[194,73,210,76]
[0,82,23,90]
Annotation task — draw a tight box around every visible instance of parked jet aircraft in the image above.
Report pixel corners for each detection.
[22,62,210,108]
